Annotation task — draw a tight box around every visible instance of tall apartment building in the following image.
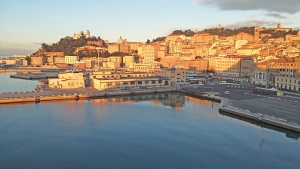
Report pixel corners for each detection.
[140,43,160,64]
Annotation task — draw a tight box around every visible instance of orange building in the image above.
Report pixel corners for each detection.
[160,57,181,68]
[175,59,208,72]
[30,56,47,66]
[191,33,217,44]
[108,36,130,53]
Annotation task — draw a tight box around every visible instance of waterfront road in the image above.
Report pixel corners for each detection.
[184,83,300,121]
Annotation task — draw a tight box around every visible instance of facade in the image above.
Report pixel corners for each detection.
[285,32,300,42]
[107,36,130,53]
[123,55,135,67]
[93,76,169,90]
[160,56,181,68]
[182,59,208,72]
[140,43,160,64]
[129,63,161,73]
[235,32,255,42]
[165,34,186,42]
[236,47,260,55]
[54,57,65,64]
[275,76,300,91]
[65,56,79,64]
[191,33,217,44]
[30,56,47,66]
[89,71,154,87]
[0,58,21,65]
[252,68,267,86]
[48,71,85,89]
[240,57,255,77]
[213,57,241,78]
[154,68,186,85]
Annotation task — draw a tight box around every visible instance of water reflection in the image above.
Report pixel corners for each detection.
[89,93,193,110]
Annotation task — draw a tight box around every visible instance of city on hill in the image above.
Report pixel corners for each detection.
[1,23,300,92]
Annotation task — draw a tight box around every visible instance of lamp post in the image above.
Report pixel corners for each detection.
[96,47,103,70]
[265,47,270,90]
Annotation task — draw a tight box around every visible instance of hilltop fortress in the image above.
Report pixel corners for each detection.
[73,30,91,39]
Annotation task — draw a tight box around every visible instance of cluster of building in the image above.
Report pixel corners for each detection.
[47,68,196,91]
[5,24,300,92]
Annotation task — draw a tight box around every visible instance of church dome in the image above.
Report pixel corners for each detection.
[117,36,125,44]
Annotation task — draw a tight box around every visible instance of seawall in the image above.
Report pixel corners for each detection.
[219,103,300,133]
[0,88,176,105]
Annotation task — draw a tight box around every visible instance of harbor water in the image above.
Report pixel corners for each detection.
[0,73,299,169]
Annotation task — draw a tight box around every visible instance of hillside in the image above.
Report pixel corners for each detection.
[38,36,106,56]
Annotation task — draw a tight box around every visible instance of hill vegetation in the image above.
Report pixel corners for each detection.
[39,36,106,56]
[149,27,300,42]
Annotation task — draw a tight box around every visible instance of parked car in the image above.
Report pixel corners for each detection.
[224,91,230,95]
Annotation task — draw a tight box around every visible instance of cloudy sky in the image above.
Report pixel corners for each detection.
[1,0,300,56]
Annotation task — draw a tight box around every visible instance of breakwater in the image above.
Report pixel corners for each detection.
[0,88,178,105]
[219,99,300,133]
[0,68,41,73]
[0,87,221,105]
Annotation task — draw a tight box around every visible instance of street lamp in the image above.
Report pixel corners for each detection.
[96,47,103,70]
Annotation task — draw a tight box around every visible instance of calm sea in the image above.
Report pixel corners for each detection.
[0,73,41,92]
[0,74,299,169]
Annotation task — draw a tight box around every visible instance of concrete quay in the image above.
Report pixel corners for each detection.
[219,105,300,133]
[185,83,300,121]
[0,87,179,105]
[182,83,300,133]
[10,72,58,80]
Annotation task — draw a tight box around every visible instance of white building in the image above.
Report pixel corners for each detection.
[65,56,79,64]
[252,68,267,86]
[48,70,85,89]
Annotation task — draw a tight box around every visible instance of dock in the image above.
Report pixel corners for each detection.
[0,88,179,105]
[219,99,300,133]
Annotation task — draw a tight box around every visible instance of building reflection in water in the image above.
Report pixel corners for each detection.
[54,100,87,125]
[90,93,185,109]
[89,93,216,110]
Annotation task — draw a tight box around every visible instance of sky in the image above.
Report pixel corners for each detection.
[1,0,300,56]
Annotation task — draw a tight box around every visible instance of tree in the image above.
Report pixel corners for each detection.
[146,39,150,44]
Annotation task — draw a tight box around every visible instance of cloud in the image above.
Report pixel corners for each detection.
[265,12,287,19]
[223,19,283,29]
[195,0,300,14]
[294,27,300,30]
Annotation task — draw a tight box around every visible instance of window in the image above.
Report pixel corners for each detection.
[131,81,135,85]
[152,80,156,84]
[138,81,142,85]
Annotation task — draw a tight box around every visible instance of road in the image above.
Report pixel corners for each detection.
[184,83,300,121]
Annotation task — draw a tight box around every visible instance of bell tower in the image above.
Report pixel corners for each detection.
[254,26,260,42]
